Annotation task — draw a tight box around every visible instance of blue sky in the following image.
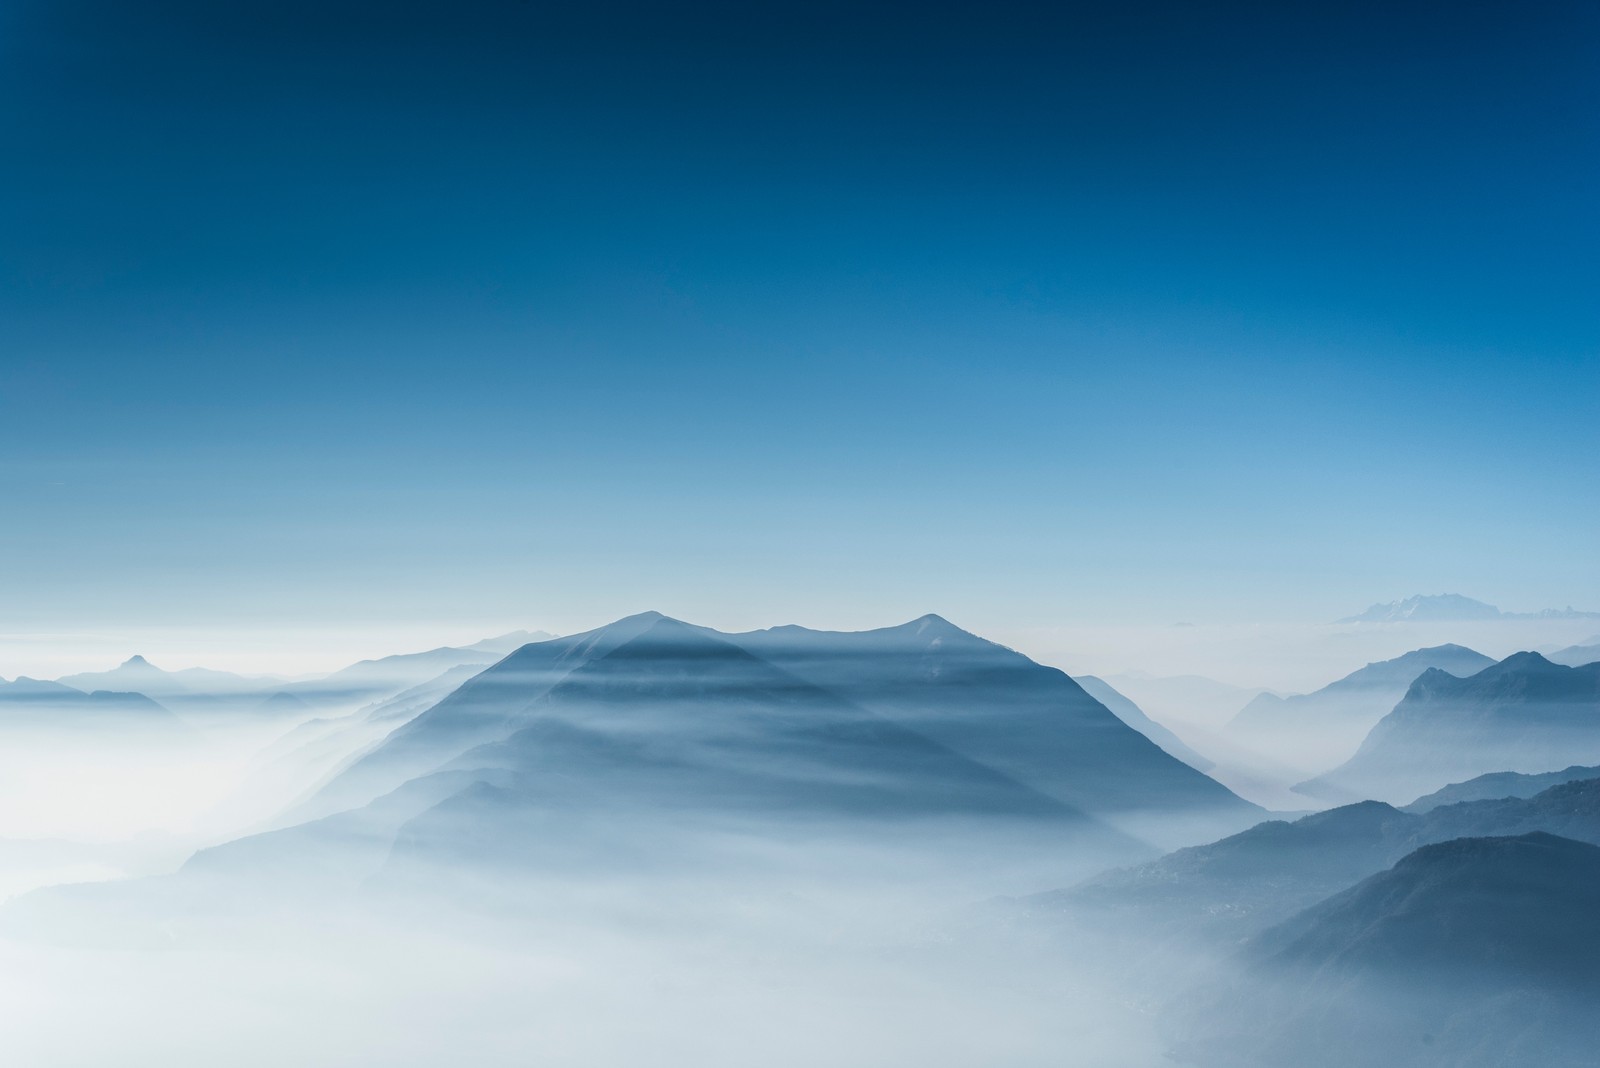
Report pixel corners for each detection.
[2,1,1597,651]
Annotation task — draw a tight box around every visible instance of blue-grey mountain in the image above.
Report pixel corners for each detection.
[1301,653,1600,803]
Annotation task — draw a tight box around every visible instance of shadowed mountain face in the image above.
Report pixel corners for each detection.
[303,613,1257,852]
[104,616,1173,913]
[383,619,1145,882]
[1072,675,1214,772]
[1178,834,1600,1068]
[1254,832,1600,986]
[729,617,1255,839]
[1302,653,1600,804]
[1227,645,1494,771]
[297,612,677,817]
[437,620,1077,820]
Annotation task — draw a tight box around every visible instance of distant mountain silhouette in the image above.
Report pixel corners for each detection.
[1406,764,1600,812]
[0,677,192,734]
[1548,637,1600,668]
[1228,644,1494,769]
[1074,675,1214,772]
[1179,834,1600,1067]
[1300,653,1600,803]
[1339,594,1600,623]
[461,629,553,654]
[50,630,552,713]
[57,656,274,699]
[284,630,551,705]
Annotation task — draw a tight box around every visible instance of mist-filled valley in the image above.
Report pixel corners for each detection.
[2,609,1598,1065]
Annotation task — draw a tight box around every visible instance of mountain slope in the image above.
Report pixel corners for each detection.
[381,618,1143,880]
[293,613,670,818]
[1406,764,1600,812]
[1073,675,1214,772]
[1227,644,1494,769]
[1255,832,1600,985]
[301,613,1258,846]
[1301,653,1600,803]
[1179,834,1600,1067]
[728,615,1258,843]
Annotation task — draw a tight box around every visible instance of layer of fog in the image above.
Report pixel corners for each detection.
[3,619,1595,1065]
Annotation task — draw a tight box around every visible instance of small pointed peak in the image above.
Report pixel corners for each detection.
[122,655,153,668]
[612,610,668,626]
[908,613,969,636]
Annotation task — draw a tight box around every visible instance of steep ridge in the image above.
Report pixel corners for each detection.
[1073,674,1214,772]
[1227,644,1494,770]
[1302,653,1600,803]
[727,615,1258,841]
[292,612,670,818]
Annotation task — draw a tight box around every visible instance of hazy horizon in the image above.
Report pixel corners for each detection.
[6,605,1598,696]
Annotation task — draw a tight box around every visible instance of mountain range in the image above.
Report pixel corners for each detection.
[295,613,1258,853]
[1340,594,1600,623]
[1301,653,1600,803]
[16,611,1272,935]
[57,656,277,700]
[1227,644,1494,769]
[0,676,192,735]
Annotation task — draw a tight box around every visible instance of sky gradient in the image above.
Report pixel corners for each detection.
[2,1,1597,664]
